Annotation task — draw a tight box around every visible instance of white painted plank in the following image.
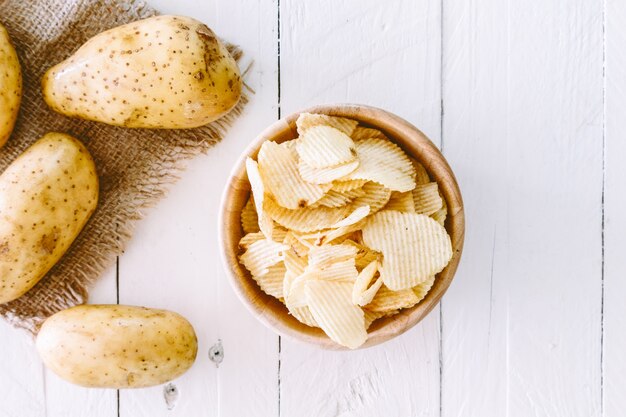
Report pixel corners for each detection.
[603,0,626,415]
[279,1,442,416]
[441,1,603,416]
[118,0,279,416]
[43,266,118,417]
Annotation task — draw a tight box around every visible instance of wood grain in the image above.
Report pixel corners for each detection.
[604,0,626,415]
[441,0,603,415]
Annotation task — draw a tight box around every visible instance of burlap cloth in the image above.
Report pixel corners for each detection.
[0,0,248,333]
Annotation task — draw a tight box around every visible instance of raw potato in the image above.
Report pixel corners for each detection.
[0,23,21,147]
[42,15,241,129]
[0,133,98,304]
[36,305,198,388]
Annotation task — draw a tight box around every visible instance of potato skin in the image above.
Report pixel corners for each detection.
[42,15,241,129]
[0,133,98,303]
[37,305,198,388]
[0,23,22,147]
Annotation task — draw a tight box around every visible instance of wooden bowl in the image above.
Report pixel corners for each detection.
[219,104,464,350]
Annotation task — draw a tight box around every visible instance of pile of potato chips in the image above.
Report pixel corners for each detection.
[238,113,453,349]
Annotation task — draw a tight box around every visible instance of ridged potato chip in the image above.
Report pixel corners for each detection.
[296,126,357,168]
[239,239,289,277]
[258,141,330,209]
[342,239,381,270]
[293,218,367,247]
[344,138,416,192]
[296,112,358,136]
[362,211,452,290]
[283,231,311,257]
[239,232,265,250]
[351,126,388,141]
[384,191,416,213]
[412,182,443,215]
[284,246,308,277]
[290,306,319,328]
[366,285,421,312]
[241,196,260,234]
[310,188,364,208]
[352,260,382,306]
[364,308,390,329]
[246,158,274,238]
[411,157,431,185]
[332,179,368,193]
[299,159,360,184]
[430,192,447,226]
[305,280,367,349]
[264,197,352,232]
[307,244,357,270]
[413,275,436,302]
[332,205,371,228]
[350,182,392,214]
[252,262,286,299]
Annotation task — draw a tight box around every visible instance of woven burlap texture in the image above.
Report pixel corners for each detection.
[0,0,247,333]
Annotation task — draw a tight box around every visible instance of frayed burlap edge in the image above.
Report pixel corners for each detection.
[0,0,249,334]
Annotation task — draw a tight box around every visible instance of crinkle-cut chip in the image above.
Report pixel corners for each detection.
[366,285,421,312]
[412,182,443,215]
[341,240,381,270]
[316,218,368,246]
[239,239,289,277]
[314,259,358,282]
[264,198,352,233]
[350,126,388,141]
[305,280,367,349]
[283,271,297,302]
[332,205,371,229]
[413,275,436,302]
[258,141,330,209]
[430,192,447,226]
[299,159,360,184]
[291,306,319,327]
[241,196,260,234]
[283,231,311,256]
[362,211,452,291]
[286,270,317,308]
[307,244,358,270]
[311,189,356,208]
[363,308,386,329]
[284,246,308,277]
[332,179,368,193]
[296,112,358,136]
[296,125,357,168]
[272,225,289,243]
[252,262,286,299]
[410,157,431,185]
[246,158,274,238]
[343,138,416,192]
[239,232,265,250]
[352,261,382,306]
[384,191,416,213]
[350,182,392,214]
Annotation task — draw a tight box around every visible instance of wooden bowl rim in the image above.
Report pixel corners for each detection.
[219,103,465,350]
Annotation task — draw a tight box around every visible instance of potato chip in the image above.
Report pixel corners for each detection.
[331,205,371,228]
[341,239,381,269]
[286,270,317,308]
[246,158,274,238]
[293,218,367,247]
[272,226,289,243]
[411,157,431,185]
[241,196,260,234]
[258,141,330,209]
[350,126,388,141]
[296,112,358,136]
[363,308,393,329]
[430,192,447,226]
[239,232,265,250]
[310,192,351,209]
[412,182,443,215]
[252,262,286,299]
[264,197,352,233]
[362,211,452,290]
[299,159,360,184]
[296,125,357,168]
[350,182,392,214]
[413,275,436,302]
[366,285,421,312]
[343,138,416,192]
[284,246,308,277]
[307,244,357,270]
[290,306,319,328]
[239,238,289,277]
[384,191,415,213]
[331,179,368,193]
[305,280,367,349]
[352,260,383,306]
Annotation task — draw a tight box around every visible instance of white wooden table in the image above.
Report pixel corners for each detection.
[1,0,624,415]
